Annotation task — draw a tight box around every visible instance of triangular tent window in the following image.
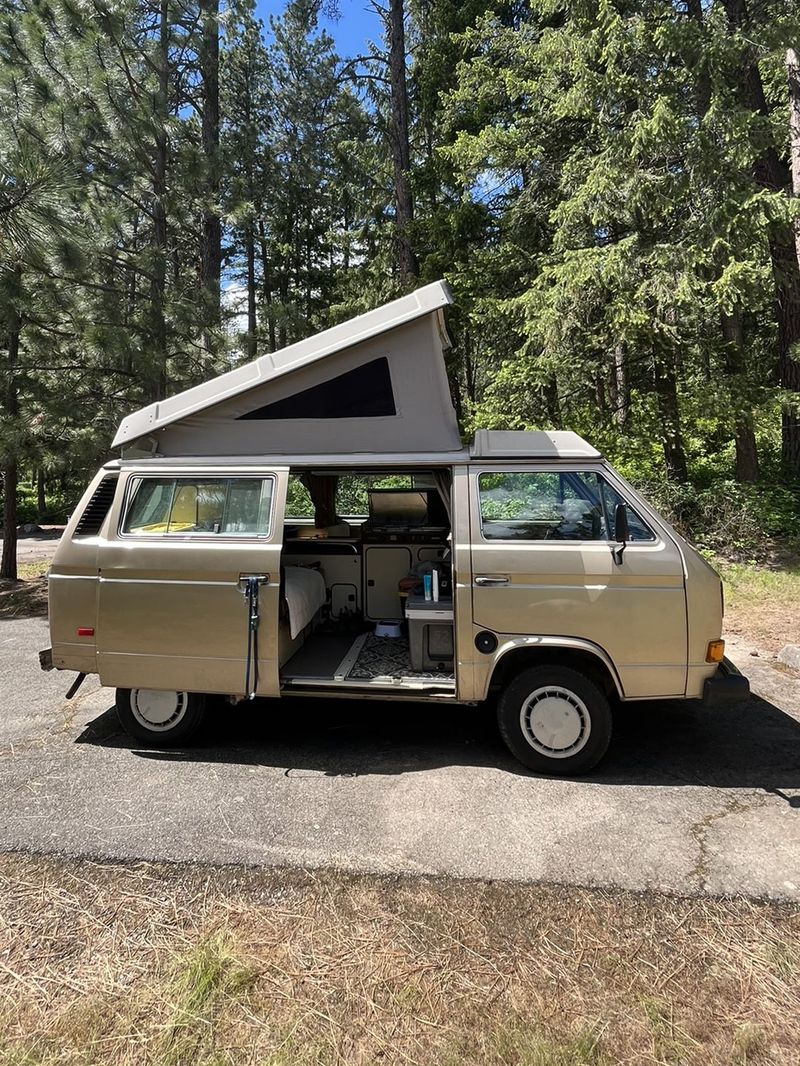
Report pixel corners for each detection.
[238,357,396,421]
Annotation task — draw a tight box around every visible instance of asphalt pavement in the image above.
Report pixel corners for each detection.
[1,617,799,898]
[6,530,64,565]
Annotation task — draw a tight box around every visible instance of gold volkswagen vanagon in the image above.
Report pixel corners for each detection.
[42,281,748,775]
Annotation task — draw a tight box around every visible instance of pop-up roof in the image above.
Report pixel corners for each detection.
[112,281,461,456]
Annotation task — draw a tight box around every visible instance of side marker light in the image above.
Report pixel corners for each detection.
[706,640,725,664]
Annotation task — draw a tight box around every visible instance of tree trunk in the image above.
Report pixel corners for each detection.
[150,0,169,402]
[1,266,21,582]
[200,0,221,340]
[305,230,312,324]
[688,0,760,472]
[37,469,46,523]
[1,461,17,582]
[722,0,800,476]
[279,269,289,348]
[342,203,351,272]
[773,235,800,476]
[257,221,277,352]
[788,47,800,267]
[463,330,477,405]
[125,215,138,373]
[685,0,711,116]
[387,0,417,281]
[720,309,760,481]
[543,375,561,428]
[784,45,800,477]
[653,352,689,482]
[246,222,257,359]
[611,343,629,427]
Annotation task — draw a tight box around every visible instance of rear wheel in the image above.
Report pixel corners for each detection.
[115,688,205,745]
[496,665,612,775]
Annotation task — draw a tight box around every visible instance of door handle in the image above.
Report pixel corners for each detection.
[475,575,510,586]
[238,574,270,592]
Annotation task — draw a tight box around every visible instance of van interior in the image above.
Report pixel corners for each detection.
[277,467,456,695]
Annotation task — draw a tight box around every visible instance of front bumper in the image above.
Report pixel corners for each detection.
[702,657,750,706]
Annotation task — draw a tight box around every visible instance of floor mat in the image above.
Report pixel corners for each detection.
[282,631,361,679]
[345,633,455,682]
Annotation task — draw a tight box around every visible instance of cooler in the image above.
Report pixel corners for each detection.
[405,593,454,672]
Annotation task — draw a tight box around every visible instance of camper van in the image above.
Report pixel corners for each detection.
[42,281,748,775]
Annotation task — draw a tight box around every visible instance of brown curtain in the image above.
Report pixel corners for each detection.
[301,473,339,527]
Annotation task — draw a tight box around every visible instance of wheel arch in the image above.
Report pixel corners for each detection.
[484,638,624,701]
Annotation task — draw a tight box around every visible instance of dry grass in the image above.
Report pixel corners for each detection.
[0,562,49,620]
[0,854,798,1065]
[719,560,800,654]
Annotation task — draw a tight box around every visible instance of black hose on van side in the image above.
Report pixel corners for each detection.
[243,577,260,699]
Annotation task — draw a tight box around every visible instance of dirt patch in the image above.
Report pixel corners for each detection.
[719,561,800,654]
[0,572,48,619]
[0,853,798,1065]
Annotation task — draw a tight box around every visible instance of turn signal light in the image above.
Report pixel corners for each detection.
[77,627,95,637]
[706,640,725,664]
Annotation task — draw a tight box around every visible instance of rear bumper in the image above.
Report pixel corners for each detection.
[701,657,750,706]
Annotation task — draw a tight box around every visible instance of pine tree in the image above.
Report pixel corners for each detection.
[387,0,417,280]
[444,0,800,483]
[0,0,235,576]
[221,0,271,359]
[0,139,78,578]
[716,0,800,476]
[257,0,373,342]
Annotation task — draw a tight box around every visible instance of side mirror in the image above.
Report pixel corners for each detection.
[613,503,629,564]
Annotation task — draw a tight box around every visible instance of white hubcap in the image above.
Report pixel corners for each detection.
[520,686,591,759]
[129,689,188,731]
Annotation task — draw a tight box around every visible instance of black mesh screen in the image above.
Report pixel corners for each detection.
[74,475,118,535]
[238,357,396,420]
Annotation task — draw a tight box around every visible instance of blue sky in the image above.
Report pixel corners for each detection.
[253,0,383,57]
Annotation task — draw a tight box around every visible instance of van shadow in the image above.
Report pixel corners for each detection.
[75,690,800,798]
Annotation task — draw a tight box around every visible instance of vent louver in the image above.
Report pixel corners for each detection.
[74,475,118,536]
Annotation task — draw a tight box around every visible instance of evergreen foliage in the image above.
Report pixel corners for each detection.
[1,0,799,575]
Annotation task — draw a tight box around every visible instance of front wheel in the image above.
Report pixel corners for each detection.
[496,665,612,775]
[115,688,206,745]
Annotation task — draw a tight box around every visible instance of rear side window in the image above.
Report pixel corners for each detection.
[478,471,654,542]
[74,475,119,536]
[122,477,274,537]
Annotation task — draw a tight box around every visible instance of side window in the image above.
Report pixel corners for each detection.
[479,472,605,540]
[598,480,655,542]
[478,471,654,542]
[286,475,314,519]
[122,477,274,536]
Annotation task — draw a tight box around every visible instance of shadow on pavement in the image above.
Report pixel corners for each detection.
[74,690,800,797]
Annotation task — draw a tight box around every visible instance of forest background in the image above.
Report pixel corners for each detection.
[2,0,800,579]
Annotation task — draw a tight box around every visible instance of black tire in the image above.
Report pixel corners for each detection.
[115,688,206,746]
[496,665,612,775]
